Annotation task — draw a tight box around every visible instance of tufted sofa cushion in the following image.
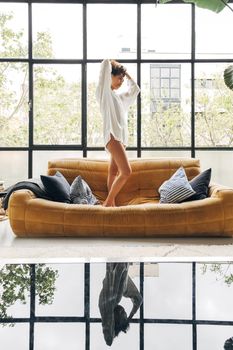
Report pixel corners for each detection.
[47,158,200,206]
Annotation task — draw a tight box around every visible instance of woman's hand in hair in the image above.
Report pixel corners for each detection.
[125,71,132,80]
[110,59,120,66]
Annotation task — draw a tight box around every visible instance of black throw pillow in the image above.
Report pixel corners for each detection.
[40,171,71,203]
[184,168,211,202]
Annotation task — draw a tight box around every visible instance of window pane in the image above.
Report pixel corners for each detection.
[195,63,233,147]
[0,63,28,147]
[141,63,191,147]
[33,64,81,145]
[161,79,169,88]
[87,64,102,147]
[151,78,160,88]
[0,3,28,58]
[145,324,192,350]
[126,150,138,158]
[90,263,105,318]
[161,68,170,78]
[141,150,191,158]
[171,68,180,78]
[87,4,137,59]
[33,151,83,178]
[196,263,233,321]
[0,151,28,187]
[90,323,139,350]
[151,89,160,99]
[86,151,108,160]
[32,4,82,59]
[161,88,169,98]
[87,151,137,159]
[141,4,191,59]
[144,263,192,319]
[34,323,85,350]
[171,79,179,88]
[36,264,84,317]
[195,151,233,187]
[196,5,233,59]
[197,325,233,350]
[0,323,29,350]
[87,63,137,147]
[153,68,160,78]
[171,89,180,99]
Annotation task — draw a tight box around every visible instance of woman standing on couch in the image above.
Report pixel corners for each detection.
[96,59,140,207]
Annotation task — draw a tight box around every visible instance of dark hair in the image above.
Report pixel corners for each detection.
[224,337,233,350]
[111,62,126,77]
[114,305,130,337]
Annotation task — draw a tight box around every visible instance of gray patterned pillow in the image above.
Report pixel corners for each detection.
[70,175,99,205]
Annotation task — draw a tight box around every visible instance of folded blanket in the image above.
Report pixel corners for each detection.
[2,179,52,210]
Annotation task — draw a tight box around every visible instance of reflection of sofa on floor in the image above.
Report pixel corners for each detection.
[8,158,233,237]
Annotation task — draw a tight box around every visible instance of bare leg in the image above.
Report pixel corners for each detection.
[103,135,132,207]
[107,156,118,206]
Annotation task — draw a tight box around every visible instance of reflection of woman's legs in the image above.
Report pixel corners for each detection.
[103,135,132,207]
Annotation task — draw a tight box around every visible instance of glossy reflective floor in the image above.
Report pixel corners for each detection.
[0,262,233,349]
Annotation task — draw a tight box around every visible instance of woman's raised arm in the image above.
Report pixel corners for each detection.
[96,59,112,104]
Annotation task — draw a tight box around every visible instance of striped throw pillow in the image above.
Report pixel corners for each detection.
[159,167,196,204]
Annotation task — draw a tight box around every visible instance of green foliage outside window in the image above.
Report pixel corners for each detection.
[201,263,233,286]
[1,10,233,148]
[0,264,58,327]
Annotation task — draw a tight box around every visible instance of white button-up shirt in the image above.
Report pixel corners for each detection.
[96,59,140,148]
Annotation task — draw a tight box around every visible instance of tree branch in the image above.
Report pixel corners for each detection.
[8,69,28,119]
[220,0,233,13]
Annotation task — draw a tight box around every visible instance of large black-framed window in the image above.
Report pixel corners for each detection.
[1,262,233,349]
[1,0,233,186]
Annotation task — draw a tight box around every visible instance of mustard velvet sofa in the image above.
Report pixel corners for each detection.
[8,157,233,238]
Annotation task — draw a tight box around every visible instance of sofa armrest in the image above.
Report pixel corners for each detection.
[209,183,233,236]
[8,190,37,236]
[8,189,37,216]
[8,189,37,207]
[209,183,233,202]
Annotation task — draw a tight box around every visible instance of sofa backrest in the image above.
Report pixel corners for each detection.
[48,158,200,205]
